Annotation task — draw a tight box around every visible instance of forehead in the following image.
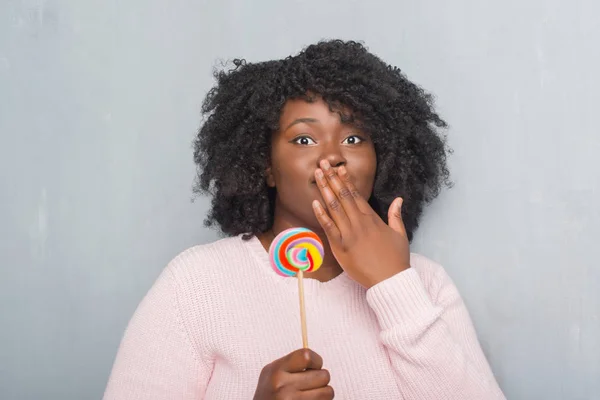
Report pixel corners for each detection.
[278,97,354,128]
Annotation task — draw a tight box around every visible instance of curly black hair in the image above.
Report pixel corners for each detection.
[193,40,451,241]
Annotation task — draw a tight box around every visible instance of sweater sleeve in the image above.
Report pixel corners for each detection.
[103,266,213,400]
[365,263,505,400]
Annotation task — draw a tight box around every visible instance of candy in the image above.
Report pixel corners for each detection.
[269,228,324,277]
[268,227,324,348]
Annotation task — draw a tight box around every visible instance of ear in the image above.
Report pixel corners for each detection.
[265,166,276,188]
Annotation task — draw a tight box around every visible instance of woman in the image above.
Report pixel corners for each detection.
[104,40,505,399]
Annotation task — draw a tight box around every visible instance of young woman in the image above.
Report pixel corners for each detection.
[104,40,505,399]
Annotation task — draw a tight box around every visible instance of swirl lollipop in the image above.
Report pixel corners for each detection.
[269,228,324,277]
[269,228,324,348]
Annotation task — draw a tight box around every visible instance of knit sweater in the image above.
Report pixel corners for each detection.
[103,235,505,399]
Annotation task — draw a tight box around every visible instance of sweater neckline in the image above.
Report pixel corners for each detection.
[244,234,354,291]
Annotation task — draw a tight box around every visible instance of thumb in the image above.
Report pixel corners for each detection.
[388,197,406,234]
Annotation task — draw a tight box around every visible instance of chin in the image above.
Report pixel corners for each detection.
[306,212,327,233]
[292,208,323,232]
[277,193,325,232]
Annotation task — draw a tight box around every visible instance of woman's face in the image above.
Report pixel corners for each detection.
[267,97,377,232]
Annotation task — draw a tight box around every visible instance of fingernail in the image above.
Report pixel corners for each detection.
[338,166,347,176]
[320,160,331,170]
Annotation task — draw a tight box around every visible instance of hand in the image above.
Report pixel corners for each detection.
[253,348,334,400]
[312,160,411,288]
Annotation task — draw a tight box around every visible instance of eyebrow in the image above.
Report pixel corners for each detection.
[284,118,319,131]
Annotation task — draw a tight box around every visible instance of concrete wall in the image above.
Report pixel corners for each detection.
[1,0,598,398]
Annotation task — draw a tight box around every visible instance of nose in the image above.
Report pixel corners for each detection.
[317,142,346,169]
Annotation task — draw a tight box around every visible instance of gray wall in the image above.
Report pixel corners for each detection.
[1,0,598,399]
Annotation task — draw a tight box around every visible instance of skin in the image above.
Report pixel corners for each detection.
[253,349,334,400]
[254,97,412,399]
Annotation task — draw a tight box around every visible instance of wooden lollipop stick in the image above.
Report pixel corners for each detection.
[297,269,309,349]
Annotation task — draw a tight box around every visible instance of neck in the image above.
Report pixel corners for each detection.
[257,219,344,283]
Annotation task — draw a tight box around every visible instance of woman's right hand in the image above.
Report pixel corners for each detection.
[253,348,334,399]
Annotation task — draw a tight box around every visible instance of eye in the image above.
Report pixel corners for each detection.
[342,135,364,145]
[293,136,316,145]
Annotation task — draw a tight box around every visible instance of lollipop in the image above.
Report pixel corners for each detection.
[269,228,324,277]
[268,228,324,348]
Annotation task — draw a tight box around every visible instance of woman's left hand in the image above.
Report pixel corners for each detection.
[312,160,411,288]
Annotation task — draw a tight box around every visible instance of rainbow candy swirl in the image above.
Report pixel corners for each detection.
[269,228,324,277]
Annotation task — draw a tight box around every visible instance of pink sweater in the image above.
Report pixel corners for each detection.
[104,235,505,399]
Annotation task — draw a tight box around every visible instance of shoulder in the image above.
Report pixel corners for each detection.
[165,235,256,295]
[165,234,251,280]
[409,252,445,278]
[169,234,248,263]
[409,252,457,301]
[155,234,260,325]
